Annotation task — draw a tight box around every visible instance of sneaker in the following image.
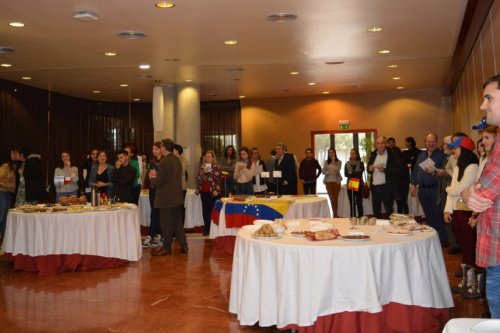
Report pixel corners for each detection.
[153,234,163,246]
[142,235,152,248]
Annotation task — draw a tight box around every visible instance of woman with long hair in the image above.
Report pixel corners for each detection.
[251,147,267,194]
[219,145,237,196]
[89,150,114,198]
[142,142,164,247]
[233,147,257,195]
[323,147,342,217]
[344,148,364,217]
[0,151,16,240]
[54,150,79,201]
[196,150,222,236]
[443,136,479,298]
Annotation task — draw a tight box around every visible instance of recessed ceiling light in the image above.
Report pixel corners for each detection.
[289,71,299,75]
[117,31,146,39]
[307,82,316,86]
[9,22,25,27]
[133,98,141,101]
[239,95,246,99]
[104,52,117,56]
[185,79,193,82]
[322,91,330,95]
[120,84,128,87]
[0,47,14,54]
[139,64,150,69]
[378,50,391,54]
[224,40,238,45]
[21,76,31,80]
[388,64,398,68]
[392,77,401,80]
[93,90,101,93]
[155,1,175,8]
[266,13,298,22]
[397,86,405,90]
[1,63,12,67]
[367,27,383,32]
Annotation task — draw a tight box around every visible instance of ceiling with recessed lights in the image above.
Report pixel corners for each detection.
[0,0,468,102]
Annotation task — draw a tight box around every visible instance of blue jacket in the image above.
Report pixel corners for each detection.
[411,149,446,188]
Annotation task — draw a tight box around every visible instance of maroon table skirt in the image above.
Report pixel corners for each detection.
[3,253,128,276]
[212,236,236,255]
[282,302,450,333]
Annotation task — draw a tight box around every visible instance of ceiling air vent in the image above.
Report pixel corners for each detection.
[266,13,298,22]
[0,47,14,54]
[325,61,345,65]
[73,11,98,22]
[117,31,147,39]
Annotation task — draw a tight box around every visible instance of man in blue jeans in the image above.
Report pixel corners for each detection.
[463,74,500,318]
[410,133,448,246]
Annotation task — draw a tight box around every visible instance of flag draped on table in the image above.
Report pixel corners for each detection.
[211,199,291,228]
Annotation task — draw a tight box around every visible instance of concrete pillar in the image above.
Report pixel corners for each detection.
[175,83,201,189]
[153,84,176,142]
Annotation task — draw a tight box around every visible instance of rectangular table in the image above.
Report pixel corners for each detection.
[2,206,142,276]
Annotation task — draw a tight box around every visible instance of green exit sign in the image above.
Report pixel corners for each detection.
[339,124,350,130]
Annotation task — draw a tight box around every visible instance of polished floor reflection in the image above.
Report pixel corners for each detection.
[0,236,488,333]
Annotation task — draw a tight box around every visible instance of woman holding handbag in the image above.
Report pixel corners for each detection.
[344,149,364,217]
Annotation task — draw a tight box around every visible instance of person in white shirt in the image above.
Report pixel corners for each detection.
[234,147,257,195]
[250,147,267,194]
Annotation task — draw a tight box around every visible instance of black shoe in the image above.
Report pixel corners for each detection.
[441,242,450,248]
[180,247,189,254]
[448,246,461,255]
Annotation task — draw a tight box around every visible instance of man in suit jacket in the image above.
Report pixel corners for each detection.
[149,139,188,255]
[367,136,400,218]
[274,142,297,195]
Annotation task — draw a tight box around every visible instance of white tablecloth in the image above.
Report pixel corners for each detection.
[210,196,330,239]
[184,189,204,228]
[2,207,142,262]
[229,219,453,328]
[442,318,500,333]
[337,186,424,217]
[138,190,203,228]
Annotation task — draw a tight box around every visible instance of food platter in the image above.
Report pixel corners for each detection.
[386,230,412,237]
[252,235,282,240]
[340,235,371,242]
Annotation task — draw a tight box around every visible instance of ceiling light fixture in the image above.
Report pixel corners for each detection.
[392,77,401,80]
[239,95,246,99]
[155,1,175,8]
[133,98,141,101]
[120,84,128,87]
[0,47,14,54]
[118,31,147,39]
[397,86,405,90]
[93,90,101,93]
[378,50,390,54]
[9,22,25,27]
[266,13,298,22]
[307,82,316,86]
[224,40,238,45]
[1,63,12,67]
[367,27,383,32]
[322,91,330,95]
[388,64,398,68]
[185,79,193,82]
[21,76,31,80]
[104,52,117,56]
[289,71,299,75]
[73,11,99,22]
[139,64,150,69]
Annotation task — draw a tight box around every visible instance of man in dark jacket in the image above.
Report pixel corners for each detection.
[274,142,297,195]
[299,148,322,195]
[367,136,400,218]
[111,150,136,203]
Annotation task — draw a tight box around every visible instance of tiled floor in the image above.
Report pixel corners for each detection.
[0,235,488,333]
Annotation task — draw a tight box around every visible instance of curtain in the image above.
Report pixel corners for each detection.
[200,100,241,159]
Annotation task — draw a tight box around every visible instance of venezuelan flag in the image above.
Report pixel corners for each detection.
[211,199,286,228]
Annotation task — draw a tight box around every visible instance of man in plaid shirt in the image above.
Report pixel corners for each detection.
[464,74,500,318]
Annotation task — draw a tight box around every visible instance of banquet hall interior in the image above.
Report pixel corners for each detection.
[0,0,499,332]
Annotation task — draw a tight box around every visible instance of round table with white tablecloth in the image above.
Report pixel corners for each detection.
[229,219,453,332]
[442,318,500,333]
[2,206,142,276]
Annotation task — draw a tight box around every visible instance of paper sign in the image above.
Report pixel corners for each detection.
[261,172,270,178]
[273,170,282,178]
[54,176,65,187]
